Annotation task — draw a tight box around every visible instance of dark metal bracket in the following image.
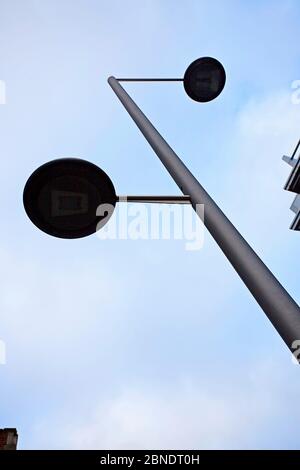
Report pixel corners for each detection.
[116,78,183,82]
[117,195,191,204]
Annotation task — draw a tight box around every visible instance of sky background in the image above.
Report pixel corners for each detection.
[1,0,300,449]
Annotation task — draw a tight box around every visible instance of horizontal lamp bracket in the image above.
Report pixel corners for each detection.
[116,78,183,82]
[117,195,191,204]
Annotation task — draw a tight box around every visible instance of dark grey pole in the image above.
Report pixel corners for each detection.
[108,75,300,356]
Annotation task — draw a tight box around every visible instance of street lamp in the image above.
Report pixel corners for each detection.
[183,57,226,102]
[116,56,226,103]
[23,158,117,239]
[23,57,300,359]
[23,159,190,238]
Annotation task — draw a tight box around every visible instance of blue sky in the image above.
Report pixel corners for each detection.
[1,0,300,449]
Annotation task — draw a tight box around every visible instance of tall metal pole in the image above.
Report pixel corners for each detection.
[108,76,300,356]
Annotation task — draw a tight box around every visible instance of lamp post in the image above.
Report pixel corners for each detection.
[107,58,300,357]
[23,57,300,359]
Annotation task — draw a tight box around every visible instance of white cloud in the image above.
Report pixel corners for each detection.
[28,358,300,450]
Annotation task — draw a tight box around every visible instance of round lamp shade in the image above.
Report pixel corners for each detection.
[23,158,117,239]
[183,57,226,102]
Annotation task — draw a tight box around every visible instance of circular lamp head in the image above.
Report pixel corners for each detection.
[23,158,117,239]
[183,57,226,102]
